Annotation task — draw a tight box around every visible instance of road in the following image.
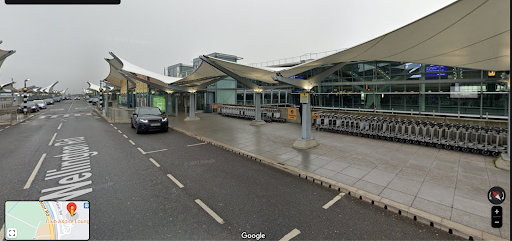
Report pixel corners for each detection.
[0,99,462,240]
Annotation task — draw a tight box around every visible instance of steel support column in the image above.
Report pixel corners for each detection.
[251,92,265,126]
[292,93,319,149]
[185,92,200,121]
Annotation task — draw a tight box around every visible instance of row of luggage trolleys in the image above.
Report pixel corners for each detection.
[314,113,507,156]
[219,105,286,122]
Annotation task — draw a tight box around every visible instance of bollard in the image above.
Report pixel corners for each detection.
[433,110,435,117]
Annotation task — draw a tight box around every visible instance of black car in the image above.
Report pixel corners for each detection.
[90,97,99,105]
[131,107,168,134]
[17,101,39,113]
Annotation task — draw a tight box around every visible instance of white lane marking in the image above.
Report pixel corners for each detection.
[39,116,46,119]
[187,142,207,147]
[0,129,3,132]
[129,140,135,145]
[48,133,57,146]
[149,158,160,167]
[167,174,184,188]
[67,101,74,112]
[110,124,113,126]
[113,127,117,129]
[123,134,128,138]
[144,149,167,154]
[279,229,301,241]
[57,123,63,130]
[322,193,345,209]
[86,113,92,116]
[50,115,58,118]
[63,114,69,117]
[117,130,122,133]
[24,153,47,189]
[0,224,4,240]
[75,114,81,117]
[194,199,224,224]
[5,126,9,129]
[137,147,146,154]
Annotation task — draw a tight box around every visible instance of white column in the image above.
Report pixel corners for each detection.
[293,92,319,149]
[185,92,200,121]
[251,92,265,126]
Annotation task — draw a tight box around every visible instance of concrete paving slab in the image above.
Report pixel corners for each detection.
[375,161,404,174]
[457,172,490,187]
[396,170,428,182]
[309,157,334,167]
[451,208,501,237]
[330,173,359,186]
[402,162,432,174]
[350,158,379,171]
[411,197,452,220]
[455,179,491,204]
[425,170,457,188]
[312,168,337,179]
[322,160,350,172]
[452,195,492,218]
[353,180,385,195]
[387,176,423,196]
[296,163,320,172]
[340,167,369,179]
[380,188,415,206]
[361,168,396,187]
[417,181,455,207]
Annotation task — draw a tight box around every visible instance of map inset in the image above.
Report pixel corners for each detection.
[5,201,89,240]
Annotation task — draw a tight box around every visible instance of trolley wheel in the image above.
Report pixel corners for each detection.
[481,150,490,156]
[462,147,470,152]
[420,141,426,146]
[471,149,480,154]
[453,146,461,151]
[405,140,412,144]
[392,137,398,142]
[386,137,392,141]
[444,145,452,150]
[399,139,405,143]
[492,151,501,157]
[436,143,443,149]
[428,143,435,147]
[413,140,419,145]
[357,133,363,137]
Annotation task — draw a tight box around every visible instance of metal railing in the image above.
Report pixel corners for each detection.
[248,49,346,68]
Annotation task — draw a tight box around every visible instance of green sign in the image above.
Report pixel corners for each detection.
[153,95,166,113]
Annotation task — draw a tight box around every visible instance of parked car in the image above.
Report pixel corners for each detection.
[17,101,39,113]
[44,98,54,105]
[131,107,168,134]
[90,97,99,105]
[53,96,61,102]
[74,96,81,100]
[33,100,47,109]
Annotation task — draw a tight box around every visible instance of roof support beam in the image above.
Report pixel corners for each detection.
[0,50,15,62]
[306,62,347,85]
[199,55,260,90]
[192,76,227,90]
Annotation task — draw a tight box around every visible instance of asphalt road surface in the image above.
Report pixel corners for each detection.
[0,99,463,240]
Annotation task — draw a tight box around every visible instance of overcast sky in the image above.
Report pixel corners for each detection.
[0,0,456,94]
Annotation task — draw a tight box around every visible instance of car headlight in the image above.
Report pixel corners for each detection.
[139,119,148,123]
[162,118,168,122]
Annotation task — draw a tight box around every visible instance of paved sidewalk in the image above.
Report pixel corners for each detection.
[169,112,510,239]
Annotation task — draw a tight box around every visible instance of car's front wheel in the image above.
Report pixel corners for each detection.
[136,125,143,134]
[131,120,135,129]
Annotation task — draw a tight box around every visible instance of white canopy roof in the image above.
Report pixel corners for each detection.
[280,0,509,77]
[87,82,101,92]
[0,41,16,84]
[104,58,134,89]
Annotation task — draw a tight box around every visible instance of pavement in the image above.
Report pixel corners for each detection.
[167,111,511,240]
[0,100,467,240]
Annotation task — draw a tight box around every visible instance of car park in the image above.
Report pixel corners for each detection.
[17,101,39,113]
[131,107,168,134]
[33,100,47,109]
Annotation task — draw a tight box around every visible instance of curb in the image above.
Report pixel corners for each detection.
[169,124,508,241]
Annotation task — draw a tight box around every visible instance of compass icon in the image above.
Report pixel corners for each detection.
[488,186,506,205]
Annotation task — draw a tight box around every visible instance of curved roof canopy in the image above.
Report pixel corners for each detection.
[0,41,16,83]
[281,0,509,77]
[87,82,101,92]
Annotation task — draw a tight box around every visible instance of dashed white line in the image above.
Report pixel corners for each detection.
[137,147,146,154]
[5,126,10,129]
[113,127,117,129]
[63,114,69,117]
[75,114,81,117]
[48,133,57,146]
[24,153,47,189]
[110,124,113,126]
[195,199,224,224]
[322,193,345,209]
[167,174,184,188]
[50,115,58,118]
[187,142,207,147]
[149,158,160,167]
[129,140,135,145]
[279,228,301,241]
[123,134,128,138]
[117,130,122,133]
[57,123,63,130]
[144,149,167,154]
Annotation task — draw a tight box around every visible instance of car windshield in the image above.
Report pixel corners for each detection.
[34,100,44,104]
[139,108,161,116]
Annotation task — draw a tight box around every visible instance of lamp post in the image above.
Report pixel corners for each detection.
[23,79,29,115]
